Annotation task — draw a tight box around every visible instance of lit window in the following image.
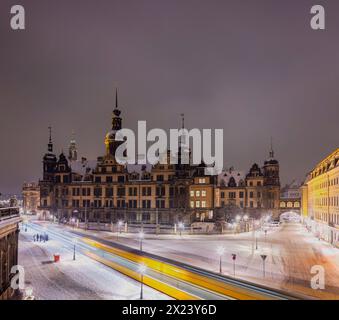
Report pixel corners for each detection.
[190,201,194,208]
[196,190,200,197]
[201,201,206,208]
[190,190,194,197]
[196,201,200,208]
[201,190,206,197]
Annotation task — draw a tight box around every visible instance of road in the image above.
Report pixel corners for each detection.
[70,222,339,299]
[20,220,301,300]
[18,226,169,300]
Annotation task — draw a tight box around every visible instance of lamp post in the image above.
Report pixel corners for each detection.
[139,231,144,251]
[231,254,237,276]
[117,220,123,241]
[139,264,147,300]
[216,246,225,274]
[178,222,184,236]
[73,238,77,261]
[261,254,267,277]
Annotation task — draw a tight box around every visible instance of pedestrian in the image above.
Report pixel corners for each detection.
[46,234,49,242]
[37,234,40,242]
[33,234,36,242]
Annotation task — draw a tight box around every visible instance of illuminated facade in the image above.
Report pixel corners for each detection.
[301,148,339,246]
[22,182,40,215]
[279,181,301,213]
[39,92,281,228]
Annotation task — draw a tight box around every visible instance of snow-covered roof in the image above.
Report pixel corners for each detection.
[218,168,246,187]
[70,159,97,176]
[126,164,153,174]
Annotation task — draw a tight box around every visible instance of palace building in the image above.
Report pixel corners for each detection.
[38,92,281,229]
[301,148,339,246]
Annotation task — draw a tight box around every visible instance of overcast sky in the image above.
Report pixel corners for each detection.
[0,0,338,194]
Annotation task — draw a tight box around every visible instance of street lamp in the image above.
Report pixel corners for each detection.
[243,215,249,221]
[178,222,184,236]
[73,238,77,261]
[117,220,123,240]
[216,246,225,274]
[138,264,147,300]
[138,231,144,251]
[235,215,241,222]
[260,254,267,277]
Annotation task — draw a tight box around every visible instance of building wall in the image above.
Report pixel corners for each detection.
[301,148,339,245]
[0,208,21,300]
[22,182,40,214]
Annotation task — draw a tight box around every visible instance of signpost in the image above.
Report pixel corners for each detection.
[231,254,237,276]
[260,254,267,277]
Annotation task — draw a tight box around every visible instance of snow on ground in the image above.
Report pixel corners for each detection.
[18,226,169,300]
[72,222,339,299]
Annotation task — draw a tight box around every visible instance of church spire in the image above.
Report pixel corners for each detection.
[112,88,122,130]
[48,126,53,153]
[269,136,274,158]
[115,88,118,109]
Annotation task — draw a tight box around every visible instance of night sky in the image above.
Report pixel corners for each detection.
[0,0,338,194]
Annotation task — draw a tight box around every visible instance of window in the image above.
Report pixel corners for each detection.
[190,201,194,208]
[196,201,200,208]
[229,192,236,199]
[190,190,194,197]
[156,186,165,197]
[239,192,244,198]
[196,190,200,197]
[257,181,262,186]
[201,190,206,197]
[118,175,125,183]
[95,176,101,183]
[198,178,206,184]
[201,201,206,208]
[106,176,113,183]
[221,192,225,198]
[94,187,102,197]
[156,199,165,209]
[105,188,113,197]
[117,187,125,197]
[249,191,254,198]
[156,175,164,182]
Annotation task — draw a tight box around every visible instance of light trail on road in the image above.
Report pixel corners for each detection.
[26,222,303,300]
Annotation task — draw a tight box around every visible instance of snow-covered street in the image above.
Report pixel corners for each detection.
[76,222,339,299]
[18,227,169,300]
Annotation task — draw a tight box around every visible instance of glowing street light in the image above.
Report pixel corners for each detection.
[243,215,249,221]
[117,220,124,240]
[235,215,241,222]
[178,222,184,236]
[216,246,225,274]
[138,264,147,300]
[138,231,144,251]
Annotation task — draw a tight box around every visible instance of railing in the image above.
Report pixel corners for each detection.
[0,207,20,221]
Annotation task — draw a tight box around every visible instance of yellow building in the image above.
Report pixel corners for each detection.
[301,148,339,246]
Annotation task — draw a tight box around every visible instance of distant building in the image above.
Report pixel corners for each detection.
[22,183,40,215]
[38,91,281,229]
[301,148,339,246]
[0,207,21,300]
[279,180,301,213]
